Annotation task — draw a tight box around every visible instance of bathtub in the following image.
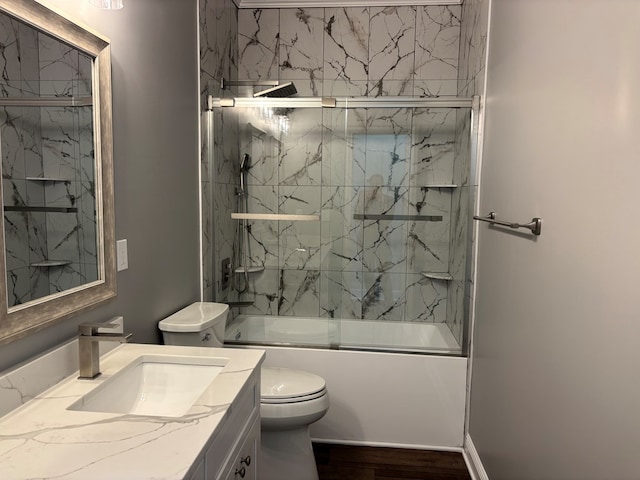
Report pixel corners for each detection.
[225,314,468,449]
[225,315,461,355]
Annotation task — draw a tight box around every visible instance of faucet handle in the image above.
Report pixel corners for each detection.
[78,322,120,335]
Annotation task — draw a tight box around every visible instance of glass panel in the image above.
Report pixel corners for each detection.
[215,97,473,356]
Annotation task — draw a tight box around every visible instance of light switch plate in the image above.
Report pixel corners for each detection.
[116,239,128,271]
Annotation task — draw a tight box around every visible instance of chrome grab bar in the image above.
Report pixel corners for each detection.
[473,212,542,236]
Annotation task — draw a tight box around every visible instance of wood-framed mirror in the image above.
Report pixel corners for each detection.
[0,0,115,344]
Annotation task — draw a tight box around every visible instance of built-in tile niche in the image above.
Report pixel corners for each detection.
[0,15,98,307]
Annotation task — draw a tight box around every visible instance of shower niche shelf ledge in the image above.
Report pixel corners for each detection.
[234,266,265,274]
[4,205,78,213]
[26,176,71,182]
[422,184,458,189]
[421,272,453,281]
[30,260,72,268]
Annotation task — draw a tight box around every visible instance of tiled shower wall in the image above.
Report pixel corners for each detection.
[199,3,484,346]
[231,6,464,325]
[0,15,97,307]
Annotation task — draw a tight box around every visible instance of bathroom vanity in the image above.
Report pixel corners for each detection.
[0,344,264,480]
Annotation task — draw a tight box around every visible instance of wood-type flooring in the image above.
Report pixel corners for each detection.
[313,443,472,480]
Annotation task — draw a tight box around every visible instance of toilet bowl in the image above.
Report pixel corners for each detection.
[158,302,329,480]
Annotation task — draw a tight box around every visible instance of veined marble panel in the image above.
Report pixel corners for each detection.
[239,267,279,315]
[415,6,461,81]
[239,114,280,186]
[320,270,362,319]
[410,107,456,186]
[245,185,279,268]
[278,108,323,186]
[404,273,447,322]
[279,185,321,269]
[323,8,369,82]
[369,7,415,85]
[407,186,451,273]
[362,271,406,321]
[362,107,412,187]
[359,185,408,273]
[279,8,324,96]
[320,186,363,272]
[278,268,320,316]
[238,9,279,81]
[321,106,366,186]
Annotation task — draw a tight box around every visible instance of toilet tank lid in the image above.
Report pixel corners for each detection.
[158,302,229,332]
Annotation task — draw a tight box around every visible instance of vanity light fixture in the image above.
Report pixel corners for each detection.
[89,0,123,9]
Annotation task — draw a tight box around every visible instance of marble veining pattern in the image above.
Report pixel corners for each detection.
[0,344,264,480]
[198,4,485,343]
[231,6,466,327]
[1,21,97,307]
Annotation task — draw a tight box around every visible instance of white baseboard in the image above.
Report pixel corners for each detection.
[463,434,489,480]
[312,437,463,453]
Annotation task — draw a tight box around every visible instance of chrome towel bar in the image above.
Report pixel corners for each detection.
[473,212,542,236]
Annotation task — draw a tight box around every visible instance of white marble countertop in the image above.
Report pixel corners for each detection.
[0,343,264,480]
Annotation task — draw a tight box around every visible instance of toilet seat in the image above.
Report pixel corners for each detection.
[261,367,326,404]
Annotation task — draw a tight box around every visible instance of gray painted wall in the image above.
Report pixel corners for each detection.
[469,1,640,478]
[0,0,200,373]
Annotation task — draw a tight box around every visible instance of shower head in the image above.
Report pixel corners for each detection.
[253,82,297,98]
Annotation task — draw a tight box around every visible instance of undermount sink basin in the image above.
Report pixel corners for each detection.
[68,354,228,417]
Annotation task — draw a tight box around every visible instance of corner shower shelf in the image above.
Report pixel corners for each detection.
[421,272,453,281]
[3,206,78,213]
[30,260,72,268]
[234,266,265,274]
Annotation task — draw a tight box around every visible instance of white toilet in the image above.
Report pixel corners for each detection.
[158,302,329,480]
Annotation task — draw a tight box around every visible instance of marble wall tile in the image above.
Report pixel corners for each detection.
[278,108,323,186]
[414,7,461,82]
[323,8,369,83]
[369,7,415,85]
[245,185,278,268]
[238,9,279,81]
[404,274,447,322]
[362,271,406,321]
[320,186,363,272]
[239,267,279,315]
[362,107,412,187]
[407,187,450,273]
[230,5,472,331]
[320,270,362,319]
[322,106,366,186]
[279,8,324,96]
[278,268,320,316]
[279,185,321,270]
[410,107,456,186]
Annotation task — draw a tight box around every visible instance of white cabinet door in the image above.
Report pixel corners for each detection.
[223,418,259,480]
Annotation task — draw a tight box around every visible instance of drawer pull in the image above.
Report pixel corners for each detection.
[235,467,246,478]
[240,456,251,466]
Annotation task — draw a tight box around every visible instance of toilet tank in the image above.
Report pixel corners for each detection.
[158,302,229,348]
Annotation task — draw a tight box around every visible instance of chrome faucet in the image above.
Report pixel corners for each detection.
[78,323,132,379]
